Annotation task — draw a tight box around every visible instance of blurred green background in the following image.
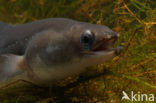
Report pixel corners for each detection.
[0,0,155,103]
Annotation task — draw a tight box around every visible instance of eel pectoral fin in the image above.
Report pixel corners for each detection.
[0,54,25,82]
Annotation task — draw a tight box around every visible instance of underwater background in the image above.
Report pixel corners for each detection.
[0,0,155,103]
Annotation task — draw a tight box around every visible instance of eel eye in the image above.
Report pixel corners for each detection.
[80,30,95,50]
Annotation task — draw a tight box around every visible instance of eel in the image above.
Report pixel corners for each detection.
[0,18,122,85]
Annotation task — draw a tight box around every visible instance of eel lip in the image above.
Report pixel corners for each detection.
[95,46,123,55]
[81,46,123,55]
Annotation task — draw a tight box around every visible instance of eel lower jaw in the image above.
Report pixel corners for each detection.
[81,46,123,56]
[106,46,123,55]
[92,46,123,56]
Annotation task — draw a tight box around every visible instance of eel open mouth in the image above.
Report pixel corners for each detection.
[92,35,123,55]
